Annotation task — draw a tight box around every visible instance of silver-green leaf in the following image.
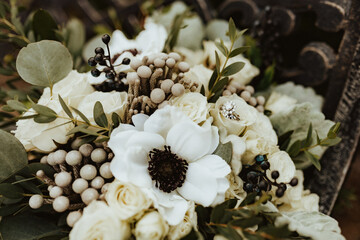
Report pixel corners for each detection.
[0,130,28,183]
[213,142,233,165]
[16,40,73,88]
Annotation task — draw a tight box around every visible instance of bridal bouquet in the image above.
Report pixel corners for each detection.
[0,1,345,240]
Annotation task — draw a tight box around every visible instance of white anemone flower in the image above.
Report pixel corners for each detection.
[108,106,230,225]
[86,19,167,84]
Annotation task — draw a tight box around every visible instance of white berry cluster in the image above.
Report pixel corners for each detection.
[28,138,114,227]
[124,52,197,123]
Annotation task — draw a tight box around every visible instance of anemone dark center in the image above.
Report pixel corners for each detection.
[148,145,188,193]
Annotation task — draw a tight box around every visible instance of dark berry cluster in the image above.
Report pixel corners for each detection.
[240,154,298,198]
[88,34,130,92]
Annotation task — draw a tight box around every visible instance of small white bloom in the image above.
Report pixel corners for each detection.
[210,94,258,136]
[134,211,169,240]
[183,64,213,97]
[168,201,198,240]
[14,71,94,152]
[77,91,128,124]
[266,151,296,183]
[265,92,297,115]
[220,134,246,175]
[86,20,168,84]
[170,92,209,124]
[105,180,152,221]
[70,201,130,240]
[108,106,230,225]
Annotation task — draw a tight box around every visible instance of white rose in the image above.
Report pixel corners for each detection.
[168,201,197,240]
[14,99,74,152]
[183,64,213,97]
[174,47,204,67]
[265,92,297,115]
[170,92,209,124]
[210,94,258,136]
[245,111,278,146]
[225,173,246,201]
[266,151,296,183]
[14,70,94,152]
[203,41,259,85]
[70,201,130,240]
[274,170,319,212]
[134,211,169,240]
[221,134,246,175]
[77,91,128,124]
[105,180,152,221]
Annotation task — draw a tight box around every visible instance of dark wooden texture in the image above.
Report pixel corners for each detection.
[215,0,360,214]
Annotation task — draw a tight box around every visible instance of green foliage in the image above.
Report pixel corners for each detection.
[213,142,233,165]
[32,9,58,40]
[163,10,190,52]
[257,62,275,91]
[16,40,73,90]
[207,19,246,103]
[0,130,28,183]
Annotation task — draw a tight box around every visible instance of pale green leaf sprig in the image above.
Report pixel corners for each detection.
[206,18,249,103]
[3,96,122,144]
[285,122,341,171]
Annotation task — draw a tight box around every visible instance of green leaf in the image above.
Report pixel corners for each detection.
[0,204,23,217]
[0,212,62,240]
[240,192,257,206]
[0,130,28,183]
[257,62,275,91]
[27,162,55,177]
[287,140,302,157]
[213,141,232,165]
[320,137,342,146]
[14,175,41,194]
[93,101,108,128]
[208,68,218,90]
[210,199,237,224]
[230,217,262,229]
[72,107,90,125]
[32,9,58,40]
[228,18,237,42]
[304,123,313,147]
[58,95,73,119]
[65,18,85,56]
[222,62,245,77]
[111,112,121,128]
[212,77,229,94]
[200,85,205,96]
[0,183,23,199]
[215,51,220,73]
[278,130,294,151]
[32,104,57,117]
[66,124,88,136]
[6,100,27,112]
[163,10,189,52]
[229,46,249,58]
[327,122,341,139]
[94,137,110,143]
[180,228,204,240]
[16,40,73,88]
[304,150,321,171]
[215,40,228,56]
[208,89,223,103]
[33,114,57,123]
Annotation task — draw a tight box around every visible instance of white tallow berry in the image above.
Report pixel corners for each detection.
[79,144,93,157]
[47,153,56,166]
[72,178,88,194]
[101,183,110,194]
[166,58,176,68]
[81,188,99,205]
[49,186,63,198]
[40,156,48,164]
[90,148,107,163]
[66,211,82,227]
[71,138,82,150]
[150,88,166,104]
[245,85,255,94]
[36,170,45,177]
[154,58,166,68]
[171,83,185,97]
[137,66,152,78]
[130,58,142,70]
[53,196,70,212]
[160,79,174,93]
[80,164,97,180]
[240,90,251,102]
[168,52,181,61]
[55,172,72,187]
[29,194,43,209]
[256,96,266,105]
[65,150,82,166]
[53,150,67,164]
[91,176,105,189]
[99,162,113,179]
[178,62,190,72]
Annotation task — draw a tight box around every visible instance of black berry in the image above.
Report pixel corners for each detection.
[260,161,270,170]
[102,34,111,44]
[244,183,254,192]
[88,57,97,66]
[271,171,279,180]
[95,53,104,63]
[95,47,104,54]
[276,187,284,197]
[122,58,130,65]
[290,178,298,186]
[258,181,268,191]
[91,69,100,77]
[105,72,115,79]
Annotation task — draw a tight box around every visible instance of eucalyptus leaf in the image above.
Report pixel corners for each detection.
[215,51,220,73]
[278,130,293,151]
[65,18,85,56]
[0,183,23,199]
[320,137,342,147]
[32,10,58,40]
[14,175,42,194]
[304,151,321,171]
[287,140,302,157]
[72,107,90,125]
[0,130,28,183]
[215,40,228,56]
[229,46,249,58]
[16,40,73,88]
[93,101,108,128]
[0,204,23,217]
[230,216,262,229]
[212,77,229,95]
[213,141,232,165]
[0,212,62,240]
[210,199,237,224]
[305,123,313,147]
[33,114,57,123]
[228,18,237,42]
[111,112,121,128]
[58,95,73,119]
[6,100,27,112]
[32,104,57,117]
[66,124,88,136]
[208,68,218,90]
[27,163,55,177]
[222,62,245,77]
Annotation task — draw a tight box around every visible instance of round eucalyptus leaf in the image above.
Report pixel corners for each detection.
[16,40,73,87]
[0,130,28,183]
